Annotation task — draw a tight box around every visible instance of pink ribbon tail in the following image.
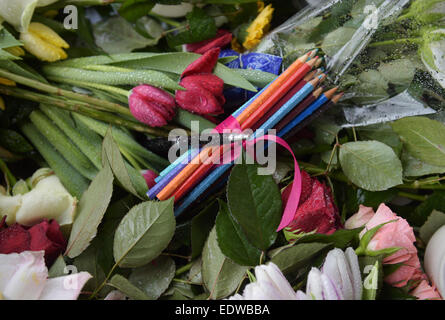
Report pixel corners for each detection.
[213,116,302,232]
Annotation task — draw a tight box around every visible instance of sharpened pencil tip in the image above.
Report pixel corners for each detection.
[331,92,344,103]
[324,87,338,99]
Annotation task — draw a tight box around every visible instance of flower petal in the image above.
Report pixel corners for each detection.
[39,271,92,300]
[0,251,47,300]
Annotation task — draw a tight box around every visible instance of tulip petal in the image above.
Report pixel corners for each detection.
[181,48,221,78]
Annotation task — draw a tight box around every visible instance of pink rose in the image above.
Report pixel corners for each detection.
[348,204,422,288]
[410,280,442,300]
[345,205,374,229]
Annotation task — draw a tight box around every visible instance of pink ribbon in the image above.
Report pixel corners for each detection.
[213,116,302,232]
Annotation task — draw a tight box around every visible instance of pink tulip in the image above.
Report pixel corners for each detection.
[129,85,176,127]
[141,169,158,189]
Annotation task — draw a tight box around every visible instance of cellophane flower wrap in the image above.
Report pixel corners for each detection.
[255,0,445,127]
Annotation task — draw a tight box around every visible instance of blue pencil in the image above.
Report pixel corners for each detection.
[174,79,322,216]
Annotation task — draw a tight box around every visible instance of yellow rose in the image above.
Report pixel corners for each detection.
[243,4,274,51]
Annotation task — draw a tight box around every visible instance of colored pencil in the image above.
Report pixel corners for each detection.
[251,68,323,130]
[169,77,322,203]
[155,53,314,201]
[281,92,343,140]
[278,88,338,138]
[275,87,323,133]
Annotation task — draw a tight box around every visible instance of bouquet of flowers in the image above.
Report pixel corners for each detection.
[0,0,444,303]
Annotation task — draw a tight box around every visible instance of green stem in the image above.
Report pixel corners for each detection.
[175,262,193,276]
[0,68,131,117]
[0,86,170,137]
[47,76,131,100]
[397,191,427,202]
[148,12,183,28]
[368,37,423,48]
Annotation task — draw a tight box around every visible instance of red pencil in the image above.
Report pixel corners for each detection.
[275,86,324,132]
[240,57,319,130]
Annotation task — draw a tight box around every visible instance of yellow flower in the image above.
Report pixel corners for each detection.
[0,77,16,86]
[231,37,245,53]
[20,22,69,62]
[242,4,274,51]
[0,96,5,111]
[5,46,25,57]
[257,1,265,12]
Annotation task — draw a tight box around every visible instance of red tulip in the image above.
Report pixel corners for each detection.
[0,218,66,266]
[282,171,341,236]
[129,84,176,127]
[176,48,225,115]
[185,29,232,55]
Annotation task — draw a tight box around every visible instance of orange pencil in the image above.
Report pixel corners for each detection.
[240,57,319,130]
[156,52,313,201]
[235,52,312,125]
[170,76,323,203]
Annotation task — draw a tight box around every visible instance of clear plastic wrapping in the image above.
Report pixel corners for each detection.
[255,0,445,127]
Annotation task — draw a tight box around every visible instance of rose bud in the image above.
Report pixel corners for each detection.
[129,84,176,127]
[0,219,67,266]
[185,29,233,55]
[282,170,341,240]
[176,48,226,115]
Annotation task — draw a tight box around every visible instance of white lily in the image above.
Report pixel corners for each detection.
[0,168,77,227]
[0,251,91,300]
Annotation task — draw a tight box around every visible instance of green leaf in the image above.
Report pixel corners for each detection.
[0,28,22,60]
[358,123,403,156]
[233,69,277,88]
[102,129,148,199]
[270,242,331,276]
[73,244,107,295]
[339,141,403,191]
[312,118,341,145]
[48,255,67,278]
[167,7,217,47]
[419,210,445,244]
[128,256,175,300]
[216,200,262,266]
[401,151,445,177]
[0,128,33,154]
[191,200,219,259]
[295,228,362,249]
[202,228,247,300]
[411,191,445,226]
[65,162,114,258]
[43,66,183,91]
[119,0,155,22]
[113,199,175,268]
[108,274,149,300]
[114,52,257,92]
[391,117,445,167]
[227,162,282,250]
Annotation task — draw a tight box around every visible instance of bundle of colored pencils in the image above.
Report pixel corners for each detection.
[147,50,343,216]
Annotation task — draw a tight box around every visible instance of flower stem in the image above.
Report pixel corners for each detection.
[0,68,131,116]
[368,37,423,48]
[175,262,193,276]
[47,76,131,99]
[0,86,170,137]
